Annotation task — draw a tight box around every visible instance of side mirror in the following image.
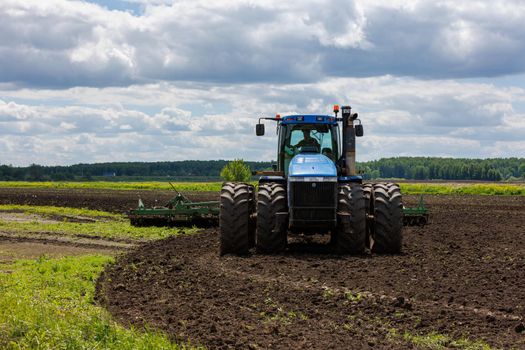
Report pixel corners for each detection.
[355,124,364,137]
[256,123,265,136]
[272,164,277,171]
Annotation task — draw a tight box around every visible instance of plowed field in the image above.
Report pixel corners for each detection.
[0,187,216,213]
[91,194,525,349]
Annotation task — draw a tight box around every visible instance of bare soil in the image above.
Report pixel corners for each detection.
[93,195,525,349]
[1,187,524,348]
[0,187,217,213]
[0,212,61,224]
[0,188,148,261]
[0,240,119,263]
[0,230,132,266]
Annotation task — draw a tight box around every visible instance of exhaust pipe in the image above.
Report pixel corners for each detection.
[341,106,357,176]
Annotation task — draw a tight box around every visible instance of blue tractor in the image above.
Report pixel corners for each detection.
[219,105,403,255]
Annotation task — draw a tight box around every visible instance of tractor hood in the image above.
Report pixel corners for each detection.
[288,154,337,178]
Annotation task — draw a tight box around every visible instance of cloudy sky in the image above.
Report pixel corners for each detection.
[1,0,524,166]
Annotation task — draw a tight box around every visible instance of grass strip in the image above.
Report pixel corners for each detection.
[0,205,195,241]
[0,219,194,241]
[399,183,525,196]
[0,204,122,220]
[0,181,524,195]
[0,181,224,192]
[0,255,195,349]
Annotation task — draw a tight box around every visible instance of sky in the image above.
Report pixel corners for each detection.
[1,0,524,166]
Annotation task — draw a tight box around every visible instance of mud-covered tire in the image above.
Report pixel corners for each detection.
[362,183,373,249]
[371,183,403,254]
[256,183,287,253]
[334,184,366,254]
[219,182,255,255]
[247,186,256,248]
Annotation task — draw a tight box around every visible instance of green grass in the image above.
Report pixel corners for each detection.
[0,205,195,240]
[0,255,193,349]
[0,181,224,192]
[0,204,122,220]
[0,220,192,241]
[1,181,524,195]
[401,331,494,350]
[399,183,524,196]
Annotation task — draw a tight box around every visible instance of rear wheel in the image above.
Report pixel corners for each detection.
[256,183,287,253]
[334,184,366,254]
[219,182,255,255]
[371,183,403,254]
[362,183,373,249]
[248,186,256,248]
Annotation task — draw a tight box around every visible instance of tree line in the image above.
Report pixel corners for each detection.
[0,157,523,181]
[359,157,524,181]
[0,160,272,181]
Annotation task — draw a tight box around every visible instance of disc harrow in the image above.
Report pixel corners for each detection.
[128,184,219,227]
[402,195,429,226]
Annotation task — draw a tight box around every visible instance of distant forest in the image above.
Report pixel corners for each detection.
[0,157,523,181]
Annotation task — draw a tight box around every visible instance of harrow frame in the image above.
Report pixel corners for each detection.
[128,184,219,226]
[402,195,429,226]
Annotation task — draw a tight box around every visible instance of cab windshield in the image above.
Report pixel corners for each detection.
[278,123,339,173]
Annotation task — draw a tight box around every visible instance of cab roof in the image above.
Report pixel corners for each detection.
[280,114,337,125]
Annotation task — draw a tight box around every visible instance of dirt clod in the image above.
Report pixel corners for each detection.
[516,323,525,333]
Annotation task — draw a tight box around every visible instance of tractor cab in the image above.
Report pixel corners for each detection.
[278,115,340,176]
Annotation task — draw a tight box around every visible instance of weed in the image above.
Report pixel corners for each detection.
[344,291,363,302]
[401,331,494,350]
[321,285,335,298]
[259,298,307,326]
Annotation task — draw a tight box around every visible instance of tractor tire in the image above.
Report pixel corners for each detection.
[256,183,287,254]
[219,182,255,256]
[335,183,366,254]
[362,183,373,249]
[371,183,403,254]
[247,185,256,248]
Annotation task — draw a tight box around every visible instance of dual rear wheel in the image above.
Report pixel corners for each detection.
[219,182,256,255]
[219,182,403,255]
[255,183,287,253]
[364,183,404,253]
[219,182,286,255]
[334,184,366,254]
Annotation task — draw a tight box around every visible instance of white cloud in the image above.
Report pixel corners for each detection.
[1,1,524,165]
[2,0,525,88]
[0,77,524,165]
